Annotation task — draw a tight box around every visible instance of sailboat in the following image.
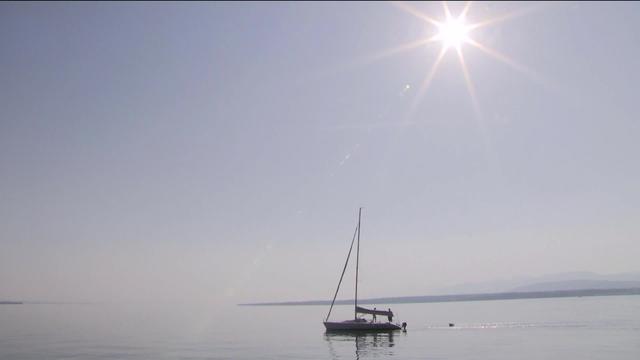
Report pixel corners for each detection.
[323,208,402,331]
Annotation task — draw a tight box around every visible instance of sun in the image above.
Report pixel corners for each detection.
[435,14,471,51]
[375,1,544,121]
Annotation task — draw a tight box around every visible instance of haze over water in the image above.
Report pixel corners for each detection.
[1,296,639,359]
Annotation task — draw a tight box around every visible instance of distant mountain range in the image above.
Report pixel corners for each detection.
[242,271,640,306]
[512,279,640,292]
[427,271,640,295]
[242,288,640,306]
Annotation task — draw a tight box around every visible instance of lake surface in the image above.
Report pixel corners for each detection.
[1,295,639,359]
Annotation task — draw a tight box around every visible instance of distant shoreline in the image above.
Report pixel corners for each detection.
[240,287,640,306]
[0,301,23,305]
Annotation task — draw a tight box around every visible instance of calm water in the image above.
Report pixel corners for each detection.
[1,295,639,359]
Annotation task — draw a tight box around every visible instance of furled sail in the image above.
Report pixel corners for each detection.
[356,306,393,317]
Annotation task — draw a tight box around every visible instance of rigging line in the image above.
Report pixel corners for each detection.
[325,223,359,322]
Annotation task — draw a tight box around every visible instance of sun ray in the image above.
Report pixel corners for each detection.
[317,36,440,80]
[468,3,549,31]
[460,1,472,18]
[466,38,551,88]
[363,36,439,64]
[455,45,500,178]
[456,47,480,118]
[392,1,441,27]
[407,47,447,121]
[442,1,452,19]
[466,38,523,71]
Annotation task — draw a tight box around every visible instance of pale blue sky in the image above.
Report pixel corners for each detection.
[1,2,639,304]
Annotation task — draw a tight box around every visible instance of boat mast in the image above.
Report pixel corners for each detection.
[354,207,361,320]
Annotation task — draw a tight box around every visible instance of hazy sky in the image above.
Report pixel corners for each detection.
[1,2,639,304]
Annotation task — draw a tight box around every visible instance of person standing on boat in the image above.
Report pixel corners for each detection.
[388,308,393,323]
[373,308,377,323]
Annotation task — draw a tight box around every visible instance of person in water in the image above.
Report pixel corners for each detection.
[387,308,393,322]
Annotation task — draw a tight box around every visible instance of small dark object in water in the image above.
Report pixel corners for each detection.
[402,322,407,331]
[449,323,455,327]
